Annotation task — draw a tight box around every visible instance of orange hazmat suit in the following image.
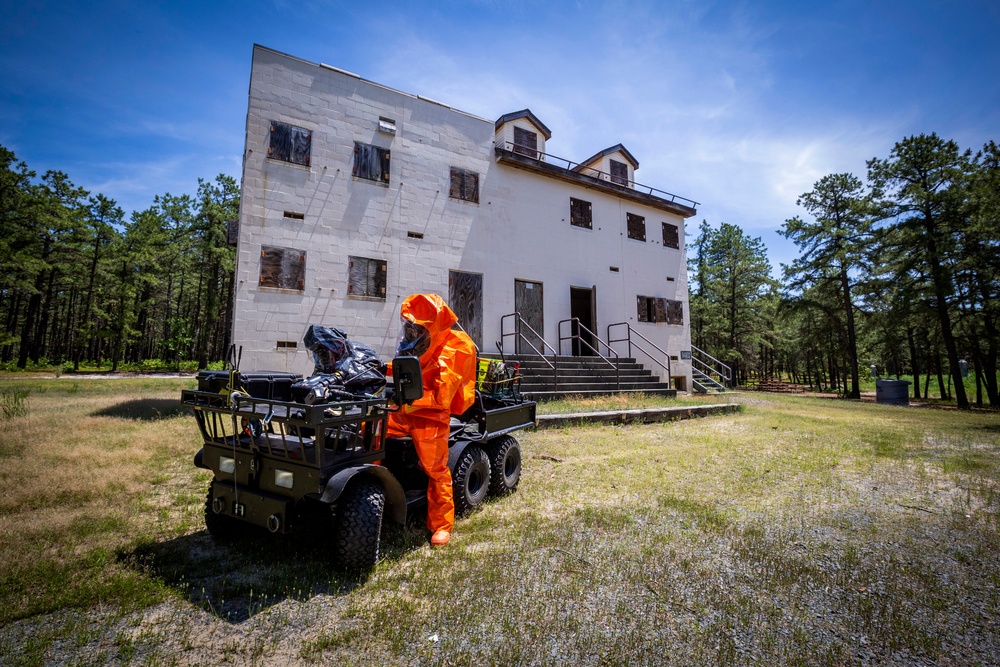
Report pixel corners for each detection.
[387,294,477,536]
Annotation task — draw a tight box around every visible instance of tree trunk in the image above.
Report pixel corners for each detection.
[839,265,860,398]
[924,217,967,407]
[907,328,921,399]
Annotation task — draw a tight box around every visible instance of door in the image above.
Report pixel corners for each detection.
[514,279,544,355]
[448,270,483,350]
[570,286,597,356]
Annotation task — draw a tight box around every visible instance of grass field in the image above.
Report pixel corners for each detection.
[0,378,997,666]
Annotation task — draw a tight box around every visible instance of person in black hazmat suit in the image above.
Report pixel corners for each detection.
[299,325,384,401]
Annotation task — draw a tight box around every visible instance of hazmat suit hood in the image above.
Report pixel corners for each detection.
[397,293,458,360]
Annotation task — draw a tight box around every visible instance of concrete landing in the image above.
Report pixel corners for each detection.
[535,402,740,429]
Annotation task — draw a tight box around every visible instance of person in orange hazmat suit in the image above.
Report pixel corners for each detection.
[387,293,477,547]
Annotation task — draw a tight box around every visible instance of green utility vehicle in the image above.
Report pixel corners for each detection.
[182,356,535,569]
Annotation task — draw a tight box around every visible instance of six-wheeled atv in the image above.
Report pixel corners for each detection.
[181,357,535,569]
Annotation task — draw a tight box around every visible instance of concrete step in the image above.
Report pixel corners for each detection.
[518,370,665,383]
[535,401,737,427]
[485,355,641,368]
[521,379,673,391]
[526,387,678,401]
[486,353,672,401]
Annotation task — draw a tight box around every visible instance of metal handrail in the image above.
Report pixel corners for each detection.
[558,318,620,390]
[607,322,672,380]
[494,141,699,209]
[500,312,558,390]
[691,344,732,387]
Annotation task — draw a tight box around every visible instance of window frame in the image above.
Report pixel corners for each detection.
[352,142,391,183]
[259,245,306,291]
[570,197,593,229]
[449,167,480,203]
[268,121,312,167]
[662,222,680,249]
[637,296,684,324]
[626,212,646,242]
[348,256,388,300]
[610,159,629,186]
[513,126,538,159]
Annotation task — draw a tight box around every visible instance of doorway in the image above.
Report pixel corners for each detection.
[449,270,483,350]
[514,279,544,355]
[570,286,597,356]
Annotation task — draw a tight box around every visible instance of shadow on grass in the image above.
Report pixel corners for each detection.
[93,398,187,421]
[116,519,428,623]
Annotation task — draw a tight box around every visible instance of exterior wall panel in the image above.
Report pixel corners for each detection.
[235,46,693,385]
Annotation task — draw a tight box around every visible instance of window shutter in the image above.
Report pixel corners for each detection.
[627,213,646,242]
[666,300,684,324]
[570,198,592,228]
[348,256,388,299]
[269,121,311,166]
[654,298,667,323]
[467,172,479,203]
[610,160,628,186]
[637,296,649,322]
[513,127,538,158]
[662,222,679,249]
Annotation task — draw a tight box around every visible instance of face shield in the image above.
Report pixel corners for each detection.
[396,318,431,358]
[303,325,349,374]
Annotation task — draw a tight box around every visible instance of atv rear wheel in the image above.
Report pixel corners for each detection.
[487,435,522,496]
[334,478,385,571]
[204,482,248,541]
[453,445,490,516]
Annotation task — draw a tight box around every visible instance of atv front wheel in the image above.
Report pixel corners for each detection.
[334,478,385,570]
[453,445,490,516]
[487,435,522,496]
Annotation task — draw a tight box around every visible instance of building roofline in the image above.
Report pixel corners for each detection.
[494,109,553,140]
[575,143,639,170]
[495,145,697,218]
[251,44,493,124]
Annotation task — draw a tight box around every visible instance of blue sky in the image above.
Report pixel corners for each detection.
[2,0,998,273]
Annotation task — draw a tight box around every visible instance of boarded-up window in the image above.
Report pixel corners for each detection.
[662,222,679,249]
[627,213,646,241]
[637,296,684,324]
[666,299,684,324]
[449,167,479,203]
[269,121,312,166]
[610,159,628,186]
[348,256,387,299]
[353,143,390,183]
[637,296,655,322]
[449,270,483,349]
[513,126,538,158]
[259,246,306,290]
[570,197,592,229]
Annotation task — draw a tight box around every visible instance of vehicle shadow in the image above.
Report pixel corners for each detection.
[116,519,428,623]
[93,398,188,420]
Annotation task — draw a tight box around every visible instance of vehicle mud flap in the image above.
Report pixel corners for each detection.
[320,464,407,525]
[447,439,473,472]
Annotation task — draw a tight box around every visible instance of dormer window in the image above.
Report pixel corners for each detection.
[610,159,628,186]
[513,126,538,159]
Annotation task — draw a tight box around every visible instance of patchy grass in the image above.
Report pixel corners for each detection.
[0,381,998,666]
[535,390,731,414]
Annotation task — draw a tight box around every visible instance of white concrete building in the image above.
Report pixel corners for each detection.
[233,45,699,389]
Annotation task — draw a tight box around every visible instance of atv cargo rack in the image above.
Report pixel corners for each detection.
[182,389,390,468]
[181,388,537,471]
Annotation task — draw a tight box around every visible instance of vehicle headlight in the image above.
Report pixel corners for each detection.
[219,456,236,474]
[275,470,294,489]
